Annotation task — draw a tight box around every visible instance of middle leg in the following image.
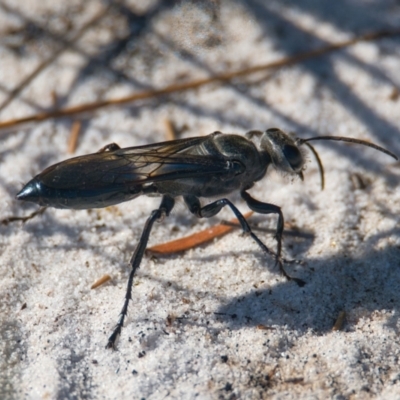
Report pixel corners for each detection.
[184,195,277,264]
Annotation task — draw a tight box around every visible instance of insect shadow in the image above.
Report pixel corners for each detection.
[14,128,398,348]
[216,242,400,336]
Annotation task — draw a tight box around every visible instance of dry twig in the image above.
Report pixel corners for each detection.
[91,274,111,289]
[0,29,398,131]
[147,212,253,255]
[68,120,82,153]
[0,5,110,113]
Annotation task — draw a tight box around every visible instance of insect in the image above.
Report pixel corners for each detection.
[16,128,397,348]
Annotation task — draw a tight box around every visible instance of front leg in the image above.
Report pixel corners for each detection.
[241,191,284,259]
[241,190,304,286]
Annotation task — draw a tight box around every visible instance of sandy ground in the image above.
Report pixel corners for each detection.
[0,1,400,399]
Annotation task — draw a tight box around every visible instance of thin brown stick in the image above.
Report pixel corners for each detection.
[256,324,275,331]
[0,28,399,131]
[91,274,111,289]
[332,311,346,331]
[0,207,47,225]
[147,212,253,255]
[68,120,82,154]
[0,5,110,113]
[164,118,177,141]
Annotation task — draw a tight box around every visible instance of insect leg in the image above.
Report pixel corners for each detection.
[97,143,121,153]
[241,190,304,286]
[106,194,175,349]
[184,195,252,221]
[183,195,301,281]
[1,206,47,225]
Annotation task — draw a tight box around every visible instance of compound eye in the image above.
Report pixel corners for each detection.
[282,144,303,171]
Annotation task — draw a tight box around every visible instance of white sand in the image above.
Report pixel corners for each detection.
[1,1,400,399]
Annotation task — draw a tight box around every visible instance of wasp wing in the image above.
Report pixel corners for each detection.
[38,135,232,190]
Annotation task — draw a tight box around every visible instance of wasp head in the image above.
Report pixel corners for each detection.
[260,128,305,176]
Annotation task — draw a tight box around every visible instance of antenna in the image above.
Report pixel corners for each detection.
[298,136,398,160]
[295,135,397,190]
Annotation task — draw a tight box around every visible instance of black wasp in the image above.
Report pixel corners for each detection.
[16,128,397,348]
